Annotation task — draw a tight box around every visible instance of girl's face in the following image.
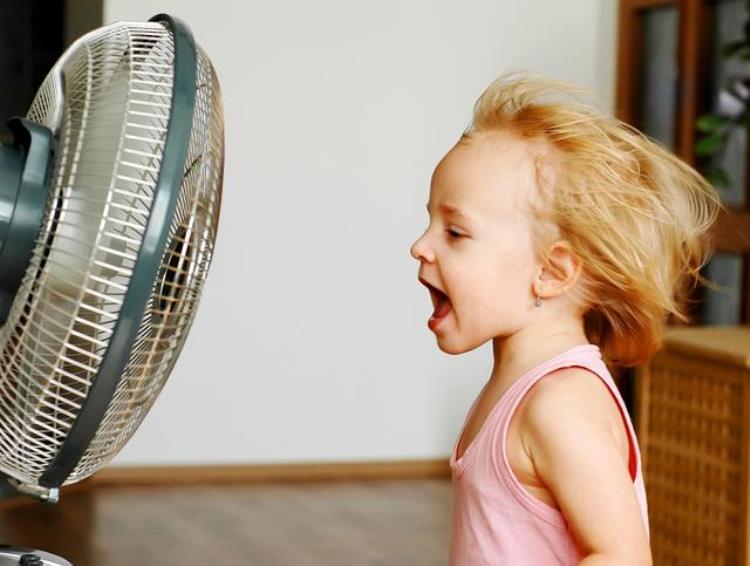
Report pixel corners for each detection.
[410,130,544,354]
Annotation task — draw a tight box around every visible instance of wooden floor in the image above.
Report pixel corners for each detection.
[0,478,453,566]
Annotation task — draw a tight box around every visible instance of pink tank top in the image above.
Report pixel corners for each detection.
[449,343,649,565]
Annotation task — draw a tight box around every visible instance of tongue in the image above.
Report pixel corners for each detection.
[433,296,452,319]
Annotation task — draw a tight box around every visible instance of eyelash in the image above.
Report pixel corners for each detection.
[446,229,463,239]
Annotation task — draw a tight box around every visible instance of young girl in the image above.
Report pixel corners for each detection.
[410,73,723,565]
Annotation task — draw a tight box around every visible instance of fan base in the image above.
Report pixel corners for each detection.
[0,546,72,565]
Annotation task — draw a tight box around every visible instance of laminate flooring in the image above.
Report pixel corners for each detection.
[0,478,453,566]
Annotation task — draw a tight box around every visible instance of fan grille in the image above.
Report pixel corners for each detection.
[0,20,223,486]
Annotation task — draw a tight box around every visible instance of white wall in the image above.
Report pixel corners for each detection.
[104,0,618,466]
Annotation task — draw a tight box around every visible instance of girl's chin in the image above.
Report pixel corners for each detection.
[437,341,466,355]
[435,329,490,355]
[433,326,468,355]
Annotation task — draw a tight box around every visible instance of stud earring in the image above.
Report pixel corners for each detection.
[535,294,543,307]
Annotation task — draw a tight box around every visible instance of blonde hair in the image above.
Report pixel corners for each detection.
[467,72,724,367]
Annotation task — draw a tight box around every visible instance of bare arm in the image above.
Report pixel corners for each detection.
[519,368,652,565]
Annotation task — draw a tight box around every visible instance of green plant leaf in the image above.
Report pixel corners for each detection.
[722,39,748,57]
[705,165,732,189]
[695,114,728,133]
[694,131,725,156]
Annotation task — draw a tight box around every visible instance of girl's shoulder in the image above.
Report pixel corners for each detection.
[516,366,630,469]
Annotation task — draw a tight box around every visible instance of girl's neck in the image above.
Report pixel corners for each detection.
[489,318,590,387]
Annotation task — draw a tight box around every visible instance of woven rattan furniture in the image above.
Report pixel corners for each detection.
[635,325,750,565]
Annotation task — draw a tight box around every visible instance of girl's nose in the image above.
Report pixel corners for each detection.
[410,232,432,262]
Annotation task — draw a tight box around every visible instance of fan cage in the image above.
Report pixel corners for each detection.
[0,20,223,487]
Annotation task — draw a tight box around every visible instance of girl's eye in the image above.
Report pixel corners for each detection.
[446,229,463,239]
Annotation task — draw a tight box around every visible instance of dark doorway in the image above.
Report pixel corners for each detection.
[0,1,64,139]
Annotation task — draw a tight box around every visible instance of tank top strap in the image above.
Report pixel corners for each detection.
[500,344,638,482]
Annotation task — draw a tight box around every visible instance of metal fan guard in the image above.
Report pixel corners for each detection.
[0,19,223,490]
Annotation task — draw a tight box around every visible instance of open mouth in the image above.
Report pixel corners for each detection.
[419,277,453,327]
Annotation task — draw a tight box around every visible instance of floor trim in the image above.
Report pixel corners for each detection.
[92,458,452,486]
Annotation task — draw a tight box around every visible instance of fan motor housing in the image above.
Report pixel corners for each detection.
[0,118,53,325]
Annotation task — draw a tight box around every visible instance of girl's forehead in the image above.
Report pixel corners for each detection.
[430,130,539,221]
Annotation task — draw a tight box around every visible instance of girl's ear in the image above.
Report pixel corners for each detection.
[533,240,582,300]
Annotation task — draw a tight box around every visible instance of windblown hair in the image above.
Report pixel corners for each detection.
[467,72,724,367]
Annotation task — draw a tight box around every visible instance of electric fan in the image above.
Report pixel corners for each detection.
[0,13,224,565]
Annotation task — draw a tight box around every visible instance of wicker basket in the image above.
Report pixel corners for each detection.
[635,325,750,565]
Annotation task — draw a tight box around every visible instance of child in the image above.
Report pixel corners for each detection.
[410,73,723,565]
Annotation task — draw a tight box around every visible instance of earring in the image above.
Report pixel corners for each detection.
[535,294,543,307]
